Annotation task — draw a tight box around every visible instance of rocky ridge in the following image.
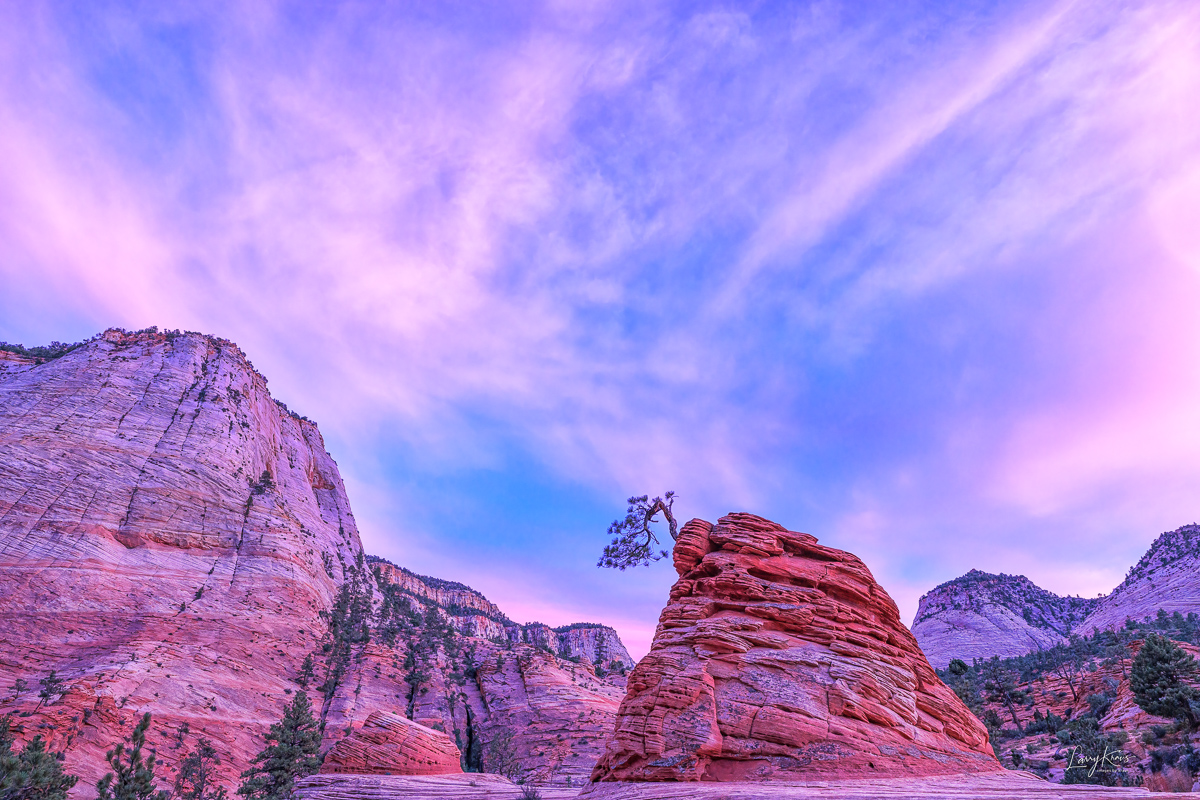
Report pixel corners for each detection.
[1081,524,1200,636]
[914,525,1200,667]
[0,329,632,795]
[370,558,633,668]
[592,513,999,783]
[912,571,1100,668]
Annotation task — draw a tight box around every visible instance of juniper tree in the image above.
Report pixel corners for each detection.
[0,714,79,800]
[1130,633,1199,729]
[236,691,321,800]
[95,713,169,800]
[1050,643,1087,703]
[174,738,227,800]
[597,492,679,570]
[7,681,25,704]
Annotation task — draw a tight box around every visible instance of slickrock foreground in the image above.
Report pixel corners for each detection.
[321,712,463,775]
[592,513,1000,783]
[295,772,1198,800]
[297,774,580,800]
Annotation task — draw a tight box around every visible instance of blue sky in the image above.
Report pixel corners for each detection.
[4,1,1200,656]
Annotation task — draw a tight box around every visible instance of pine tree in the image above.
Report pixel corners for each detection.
[598,492,679,570]
[0,714,79,800]
[236,692,322,800]
[174,738,227,800]
[1131,633,1199,729]
[96,714,168,800]
[33,674,63,713]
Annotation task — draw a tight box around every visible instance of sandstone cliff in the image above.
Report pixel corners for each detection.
[0,329,632,794]
[914,524,1200,666]
[370,559,633,669]
[1080,524,1200,636]
[591,513,1000,783]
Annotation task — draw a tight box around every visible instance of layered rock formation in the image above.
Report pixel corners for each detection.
[591,514,999,783]
[321,712,462,775]
[912,571,1099,668]
[370,559,633,669]
[0,329,632,795]
[914,524,1200,666]
[0,328,362,792]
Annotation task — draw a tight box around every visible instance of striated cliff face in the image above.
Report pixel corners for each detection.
[370,560,633,669]
[0,328,363,792]
[914,524,1200,666]
[0,329,633,794]
[591,513,999,783]
[912,571,1099,668]
[1080,524,1200,635]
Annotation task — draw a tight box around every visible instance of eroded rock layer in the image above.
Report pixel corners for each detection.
[321,712,462,775]
[591,514,1000,783]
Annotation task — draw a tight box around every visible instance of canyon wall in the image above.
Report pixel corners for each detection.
[0,329,630,794]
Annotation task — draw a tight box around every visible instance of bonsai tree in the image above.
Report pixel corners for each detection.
[0,713,79,800]
[597,492,679,570]
[96,713,169,800]
[1130,633,1199,729]
[237,691,321,800]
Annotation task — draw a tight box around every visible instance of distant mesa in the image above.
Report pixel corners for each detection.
[591,512,1000,783]
[914,524,1200,667]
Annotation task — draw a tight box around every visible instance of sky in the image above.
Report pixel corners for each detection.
[3,1,1200,659]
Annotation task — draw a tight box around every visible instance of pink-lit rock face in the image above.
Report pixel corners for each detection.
[0,330,632,795]
[592,513,1001,783]
[0,330,364,794]
[321,712,462,775]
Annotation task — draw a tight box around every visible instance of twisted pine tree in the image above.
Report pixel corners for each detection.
[597,492,679,570]
[1130,633,1199,729]
[0,714,79,800]
[237,691,321,800]
[95,713,169,800]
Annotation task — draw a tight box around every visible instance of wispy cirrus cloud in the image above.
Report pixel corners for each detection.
[4,1,1200,656]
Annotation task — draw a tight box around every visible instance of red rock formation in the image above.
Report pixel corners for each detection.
[321,712,462,775]
[591,513,1000,783]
